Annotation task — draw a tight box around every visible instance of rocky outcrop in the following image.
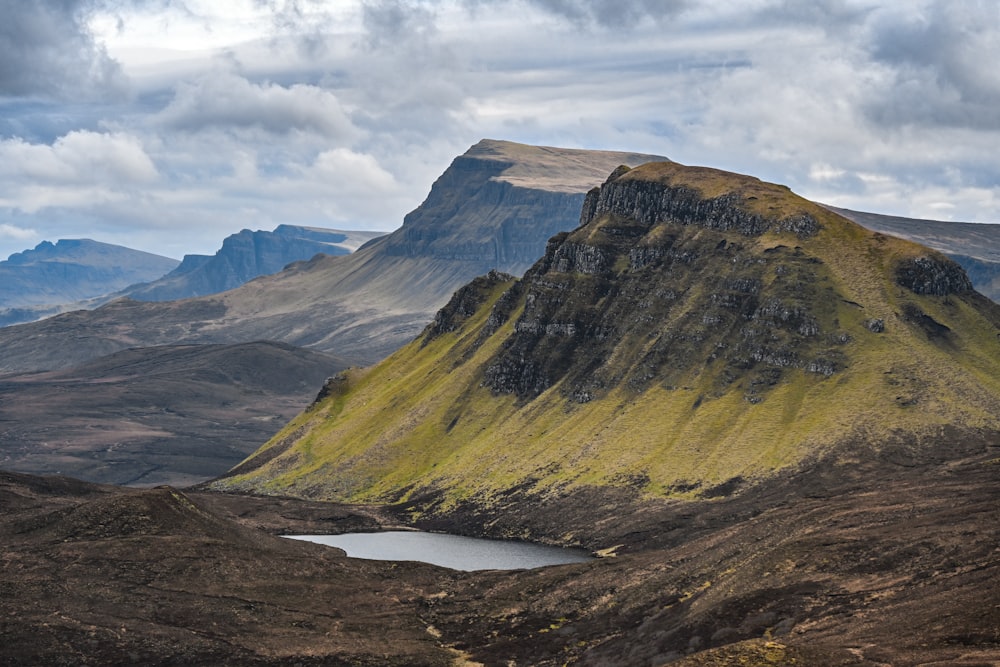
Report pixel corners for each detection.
[580,165,821,238]
[423,270,515,341]
[481,169,847,403]
[828,206,1000,303]
[894,255,973,296]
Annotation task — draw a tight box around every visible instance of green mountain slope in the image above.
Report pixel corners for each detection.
[213,161,1000,510]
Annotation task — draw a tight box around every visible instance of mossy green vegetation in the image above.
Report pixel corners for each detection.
[214,161,1000,509]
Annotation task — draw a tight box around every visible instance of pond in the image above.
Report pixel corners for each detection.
[285,531,594,571]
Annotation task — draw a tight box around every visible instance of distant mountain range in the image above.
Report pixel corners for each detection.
[124,224,385,302]
[0,226,384,327]
[0,140,667,373]
[0,238,178,310]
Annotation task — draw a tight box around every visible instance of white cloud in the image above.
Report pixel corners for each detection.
[155,71,361,140]
[0,131,157,188]
[0,223,37,240]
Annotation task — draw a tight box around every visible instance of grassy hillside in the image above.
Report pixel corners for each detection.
[214,161,1000,509]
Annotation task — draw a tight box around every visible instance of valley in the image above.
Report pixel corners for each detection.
[2,436,997,666]
[0,342,347,486]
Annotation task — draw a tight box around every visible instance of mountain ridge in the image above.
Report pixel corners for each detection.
[124,224,385,302]
[213,160,1000,517]
[0,238,178,311]
[0,140,667,373]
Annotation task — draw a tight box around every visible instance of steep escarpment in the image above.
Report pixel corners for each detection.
[214,161,1000,517]
[377,140,660,272]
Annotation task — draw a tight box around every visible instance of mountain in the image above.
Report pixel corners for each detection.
[123,224,386,302]
[830,205,1000,302]
[0,140,666,373]
[213,161,1000,516]
[0,226,385,327]
[0,341,348,487]
[3,158,999,666]
[0,238,178,309]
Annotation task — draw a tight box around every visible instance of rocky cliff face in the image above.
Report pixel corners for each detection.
[124,225,385,302]
[217,160,1000,514]
[477,165,973,405]
[379,140,667,275]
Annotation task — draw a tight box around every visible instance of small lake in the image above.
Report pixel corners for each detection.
[285,531,594,571]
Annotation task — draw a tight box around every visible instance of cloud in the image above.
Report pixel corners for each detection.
[470,0,687,28]
[0,131,157,218]
[2,0,1000,260]
[0,223,38,241]
[0,0,126,100]
[155,71,360,140]
[0,131,157,186]
[862,2,1000,131]
[361,0,437,48]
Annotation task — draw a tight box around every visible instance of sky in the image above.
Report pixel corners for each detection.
[1,0,999,260]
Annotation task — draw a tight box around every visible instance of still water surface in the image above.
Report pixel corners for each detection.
[286,531,593,571]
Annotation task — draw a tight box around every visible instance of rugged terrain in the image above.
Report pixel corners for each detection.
[0,239,179,324]
[216,161,1000,515]
[0,140,664,373]
[2,445,998,665]
[0,342,347,486]
[176,160,1000,663]
[3,152,999,665]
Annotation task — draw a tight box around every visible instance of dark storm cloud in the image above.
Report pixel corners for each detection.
[0,0,126,100]
[865,1,1000,130]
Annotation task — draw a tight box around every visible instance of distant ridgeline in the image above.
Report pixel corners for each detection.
[214,160,1000,528]
[0,239,179,310]
[124,225,386,302]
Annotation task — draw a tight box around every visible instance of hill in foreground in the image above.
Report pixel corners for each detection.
[215,160,1000,520]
